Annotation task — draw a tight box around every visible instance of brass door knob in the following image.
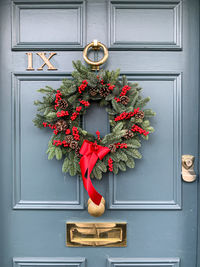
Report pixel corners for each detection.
[83,40,108,71]
[182,155,196,182]
[88,197,105,217]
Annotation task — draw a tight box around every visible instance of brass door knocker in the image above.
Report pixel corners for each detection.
[83,40,108,71]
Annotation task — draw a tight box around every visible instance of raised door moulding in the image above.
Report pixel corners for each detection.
[108,0,182,50]
[13,258,86,267]
[12,73,84,210]
[107,258,180,267]
[11,0,86,50]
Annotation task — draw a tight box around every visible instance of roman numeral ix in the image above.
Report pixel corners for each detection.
[26,52,57,71]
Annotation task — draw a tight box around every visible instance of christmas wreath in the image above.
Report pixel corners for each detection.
[33,61,155,205]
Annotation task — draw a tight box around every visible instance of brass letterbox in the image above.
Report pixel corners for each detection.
[66,222,127,247]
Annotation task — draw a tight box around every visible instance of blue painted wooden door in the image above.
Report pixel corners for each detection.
[0,0,199,267]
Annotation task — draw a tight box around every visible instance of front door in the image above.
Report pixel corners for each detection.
[0,0,199,267]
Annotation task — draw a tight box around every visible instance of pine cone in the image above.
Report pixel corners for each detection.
[65,135,74,143]
[89,87,98,96]
[135,111,145,119]
[99,86,110,97]
[124,130,134,139]
[108,144,117,153]
[55,120,68,131]
[120,95,129,105]
[58,99,68,110]
[75,146,81,158]
[70,140,78,149]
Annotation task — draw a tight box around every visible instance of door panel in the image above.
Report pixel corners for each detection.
[12,74,84,209]
[107,258,180,267]
[108,73,181,209]
[108,0,182,50]
[12,1,86,50]
[0,0,199,267]
[13,258,86,267]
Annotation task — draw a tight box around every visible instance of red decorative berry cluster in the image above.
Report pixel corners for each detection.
[131,125,149,136]
[72,127,80,141]
[115,85,131,102]
[42,122,56,129]
[65,129,71,135]
[79,99,90,107]
[108,158,113,171]
[96,130,100,140]
[54,90,62,110]
[120,85,131,96]
[107,83,115,90]
[115,143,128,149]
[114,108,140,122]
[99,78,115,90]
[43,122,58,134]
[53,140,69,147]
[71,106,82,121]
[57,110,69,117]
[78,80,88,94]
[114,97,121,103]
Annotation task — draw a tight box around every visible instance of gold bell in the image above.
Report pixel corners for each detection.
[87,197,105,217]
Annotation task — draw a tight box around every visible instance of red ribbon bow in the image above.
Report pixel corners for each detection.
[79,140,110,205]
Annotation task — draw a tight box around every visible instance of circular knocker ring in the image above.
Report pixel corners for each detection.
[83,40,109,71]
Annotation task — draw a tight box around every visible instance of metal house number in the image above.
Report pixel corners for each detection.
[26,52,57,71]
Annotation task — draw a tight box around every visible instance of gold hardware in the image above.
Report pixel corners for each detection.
[182,155,196,182]
[83,40,108,71]
[66,222,127,247]
[26,53,34,71]
[88,197,105,217]
[92,39,100,50]
[37,52,57,70]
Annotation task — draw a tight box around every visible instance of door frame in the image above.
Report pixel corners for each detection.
[0,0,200,266]
[197,8,200,266]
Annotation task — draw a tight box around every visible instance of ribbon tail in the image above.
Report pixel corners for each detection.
[80,154,102,206]
[85,174,102,205]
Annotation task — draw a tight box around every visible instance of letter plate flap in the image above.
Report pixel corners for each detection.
[66,222,127,247]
